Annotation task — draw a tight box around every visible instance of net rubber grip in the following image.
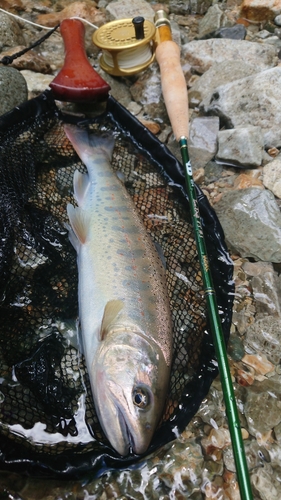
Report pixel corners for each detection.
[155,40,189,140]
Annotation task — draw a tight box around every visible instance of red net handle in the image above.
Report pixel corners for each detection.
[49,18,110,102]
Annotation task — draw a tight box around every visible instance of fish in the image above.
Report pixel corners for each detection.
[64,124,173,456]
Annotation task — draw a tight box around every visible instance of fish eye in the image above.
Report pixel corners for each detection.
[132,386,150,409]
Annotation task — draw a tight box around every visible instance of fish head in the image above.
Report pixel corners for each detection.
[91,331,170,456]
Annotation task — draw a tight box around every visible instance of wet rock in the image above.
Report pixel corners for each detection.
[106,0,155,21]
[0,11,26,51]
[189,61,258,108]
[240,0,281,22]
[0,0,24,11]
[244,380,281,436]
[158,439,204,493]
[202,67,281,148]
[198,4,230,38]
[244,316,281,364]
[242,353,275,376]
[0,66,27,115]
[182,39,277,74]
[228,333,245,361]
[188,116,219,169]
[20,69,53,98]
[216,126,264,168]
[251,463,281,500]
[0,46,52,73]
[204,161,223,184]
[251,264,281,317]
[36,1,105,27]
[263,157,281,198]
[215,187,281,262]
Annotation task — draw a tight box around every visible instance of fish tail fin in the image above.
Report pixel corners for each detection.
[64,124,115,165]
[67,203,90,246]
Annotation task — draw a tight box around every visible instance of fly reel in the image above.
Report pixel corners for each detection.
[92,11,170,76]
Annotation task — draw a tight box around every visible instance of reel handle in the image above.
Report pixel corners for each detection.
[50,18,110,102]
[155,26,189,140]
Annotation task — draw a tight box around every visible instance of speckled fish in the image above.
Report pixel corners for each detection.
[64,125,173,456]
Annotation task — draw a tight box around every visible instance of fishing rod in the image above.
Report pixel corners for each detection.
[154,10,253,500]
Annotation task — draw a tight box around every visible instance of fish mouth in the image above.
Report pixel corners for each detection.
[116,406,134,456]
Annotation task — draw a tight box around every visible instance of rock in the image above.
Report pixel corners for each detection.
[182,39,277,74]
[204,161,223,184]
[0,46,52,74]
[215,188,281,262]
[244,316,281,364]
[36,1,105,27]
[0,67,27,115]
[188,116,219,169]
[202,67,281,148]
[169,0,212,15]
[251,464,281,500]
[198,4,230,38]
[20,69,53,98]
[275,13,281,25]
[0,0,23,11]
[242,353,275,376]
[216,126,264,168]
[130,64,169,122]
[189,61,258,108]
[263,157,281,198]
[198,23,247,40]
[251,264,281,317]
[233,171,264,189]
[0,11,26,51]
[106,0,155,21]
[240,0,281,22]
[244,378,281,436]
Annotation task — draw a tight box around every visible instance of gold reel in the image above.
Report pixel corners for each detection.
[93,17,156,76]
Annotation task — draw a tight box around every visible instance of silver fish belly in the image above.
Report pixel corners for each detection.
[64,124,173,456]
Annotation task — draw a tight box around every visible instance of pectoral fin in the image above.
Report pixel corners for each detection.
[73,169,90,206]
[100,300,124,340]
[67,203,89,245]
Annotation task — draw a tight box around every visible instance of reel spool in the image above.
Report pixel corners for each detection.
[93,16,156,76]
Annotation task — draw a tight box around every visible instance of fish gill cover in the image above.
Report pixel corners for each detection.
[0,90,234,477]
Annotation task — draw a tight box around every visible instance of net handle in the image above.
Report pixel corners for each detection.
[155,18,253,500]
[49,18,110,102]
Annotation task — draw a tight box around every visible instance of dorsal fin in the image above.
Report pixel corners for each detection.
[67,203,89,245]
[100,300,124,341]
[73,169,90,206]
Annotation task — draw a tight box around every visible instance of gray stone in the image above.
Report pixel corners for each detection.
[251,266,281,317]
[106,0,155,22]
[204,161,223,183]
[182,39,278,74]
[275,14,281,26]
[0,12,26,51]
[202,67,281,147]
[130,64,169,122]
[244,316,281,364]
[20,70,53,98]
[0,67,27,115]
[170,0,212,15]
[263,157,281,198]
[251,464,281,500]
[198,5,229,38]
[188,116,219,169]
[215,188,281,262]
[216,126,264,168]
[189,61,258,108]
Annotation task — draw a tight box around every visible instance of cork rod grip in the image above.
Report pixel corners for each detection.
[155,39,189,140]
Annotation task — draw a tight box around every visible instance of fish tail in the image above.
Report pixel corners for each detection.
[64,124,115,165]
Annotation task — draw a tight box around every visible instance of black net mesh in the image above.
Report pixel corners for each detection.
[0,90,234,477]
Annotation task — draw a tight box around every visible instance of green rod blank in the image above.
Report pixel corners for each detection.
[179,136,253,500]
